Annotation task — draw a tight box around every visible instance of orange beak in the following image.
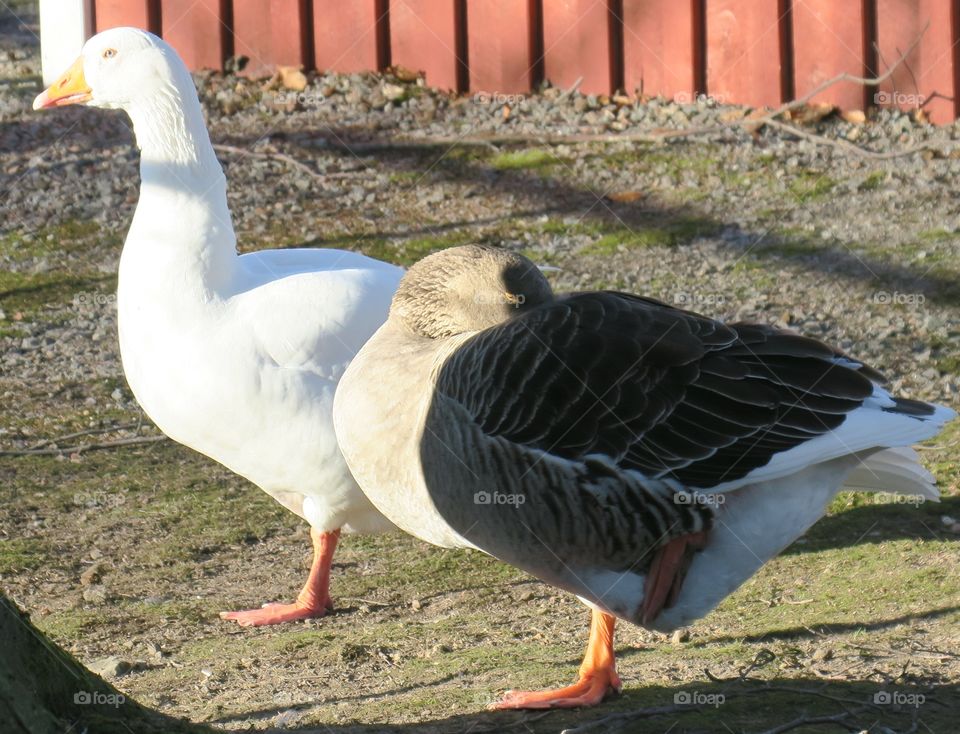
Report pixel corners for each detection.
[33,56,92,110]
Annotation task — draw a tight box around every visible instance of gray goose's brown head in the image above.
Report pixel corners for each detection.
[391,245,554,338]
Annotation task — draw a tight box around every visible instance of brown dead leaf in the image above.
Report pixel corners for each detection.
[278,65,307,92]
[912,108,930,125]
[502,105,511,120]
[261,70,281,91]
[606,190,645,203]
[389,65,421,83]
[841,109,866,124]
[742,109,769,135]
[720,108,748,123]
[612,94,633,107]
[786,102,835,125]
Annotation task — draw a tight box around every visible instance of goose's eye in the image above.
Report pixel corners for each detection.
[102,48,117,59]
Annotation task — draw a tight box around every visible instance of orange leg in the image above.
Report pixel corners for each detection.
[220,528,340,627]
[492,609,622,709]
[640,530,708,626]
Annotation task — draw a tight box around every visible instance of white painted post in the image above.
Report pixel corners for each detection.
[39,0,94,84]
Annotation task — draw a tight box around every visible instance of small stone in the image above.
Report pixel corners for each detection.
[82,584,108,603]
[278,66,307,92]
[382,83,407,102]
[88,655,131,678]
[80,561,107,586]
[811,646,834,662]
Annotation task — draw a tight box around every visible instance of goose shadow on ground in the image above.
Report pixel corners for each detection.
[211,677,957,734]
[250,125,960,309]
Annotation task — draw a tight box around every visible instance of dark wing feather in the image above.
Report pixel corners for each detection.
[436,292,881,488]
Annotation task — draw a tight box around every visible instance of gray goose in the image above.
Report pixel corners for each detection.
[333,244,954,709]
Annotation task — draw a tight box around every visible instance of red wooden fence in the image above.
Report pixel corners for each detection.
[89,0,960,122]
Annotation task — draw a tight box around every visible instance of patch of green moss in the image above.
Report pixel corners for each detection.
[490,149,566,172]
[787,171,837,202]
[356,230,477,267]
[0,220,105,261]
[0,538,50,574]
[37,609,114,640]
[860,171,887,191]
[580,218,719,255]
[0,271,116,315]
[915,227,960,242]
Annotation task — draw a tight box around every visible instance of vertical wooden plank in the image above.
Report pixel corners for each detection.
[233,0,309,77]
[706,0,785,108]
[622,0,698,101]
[876,0,958,123]
[161,0,228,71]
[94,0,151,31]
[467,0,536,94]
[314,0,388,72]
[541,0,614,94]
[40,0,93,85]
[390,0,463,90]
[792,0,869,110]
[270,0,311,70]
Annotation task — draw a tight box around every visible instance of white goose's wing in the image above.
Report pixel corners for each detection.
[235,248,403,375]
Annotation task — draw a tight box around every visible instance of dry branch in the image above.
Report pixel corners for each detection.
[0,435,167,457]
[559,703,693,734]
[213,143,368,180]
[754,706,870,734]
[25,421,141,450]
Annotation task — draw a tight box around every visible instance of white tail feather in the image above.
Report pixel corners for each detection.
[844,447,940,501]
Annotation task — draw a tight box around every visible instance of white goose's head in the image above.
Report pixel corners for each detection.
[34,28,218,172]
[33,27,189,112]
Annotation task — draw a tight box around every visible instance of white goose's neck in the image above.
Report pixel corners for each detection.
[127,78,220,175]
[122,78,237,297]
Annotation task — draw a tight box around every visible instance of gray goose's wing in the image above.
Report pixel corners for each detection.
[437,291,886,490]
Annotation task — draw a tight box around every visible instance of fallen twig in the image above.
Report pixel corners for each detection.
[0,435,167,457]
[213,143,368,180]
[462,711,554,733]
[559,704,691,734]
[764,118,932,160]
[26,421,141,450]
[753,706,870,734]
[339,597,394,608]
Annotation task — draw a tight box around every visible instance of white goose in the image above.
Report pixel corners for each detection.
[34,28,403,626]
[334,245,956,708]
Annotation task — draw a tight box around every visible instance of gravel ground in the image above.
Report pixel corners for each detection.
[1,3,958,732]
[2,5,958,410]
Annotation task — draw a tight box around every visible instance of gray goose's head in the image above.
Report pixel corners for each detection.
[391,245,554,338]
